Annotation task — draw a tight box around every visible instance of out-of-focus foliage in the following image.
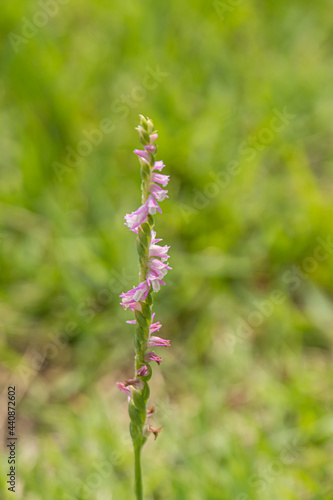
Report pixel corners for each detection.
[1,0,333,498]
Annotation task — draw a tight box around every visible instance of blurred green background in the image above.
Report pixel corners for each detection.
[1,0,333,499]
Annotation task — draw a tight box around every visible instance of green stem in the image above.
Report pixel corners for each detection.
[134,444,143,500]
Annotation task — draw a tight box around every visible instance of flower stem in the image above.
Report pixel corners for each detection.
[131,126,155,500]
[134,444,143,500]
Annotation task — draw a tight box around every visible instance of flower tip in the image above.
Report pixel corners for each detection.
[139,114,149,130]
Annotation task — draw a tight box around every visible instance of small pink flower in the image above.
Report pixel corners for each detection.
[149,313,162,333]
[151,173,170,187]
[152,160,165,171]
[147,194,162,214]
[137,365,149,376]
[145,351,163,365]
[121,299,142,312]
[150,133,158,143]
[149,278,166,293]
[145,144,157,154]
[149,183,168,202]
[148,336,170,348]
[120,281,150,311]
[147,259,171,282]
[117,378,143,398]
[151,230,162,244]
[134,149,151,164]
[149,244,170,261]
[146,268,163,283]
[125,201,149,232]
[116,382,132,396]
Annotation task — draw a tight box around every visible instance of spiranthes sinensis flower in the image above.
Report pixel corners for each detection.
[116,115,172,500]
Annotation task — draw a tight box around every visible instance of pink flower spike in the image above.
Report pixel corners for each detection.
[152,160,165,171]
[124,201,149,232]
[120,117,172,446]
[134,149,151,163]
[148,336,170,348]
[147,194,162,214]
[151,173,170,187]
[137,365,149,376]
[145,352,163,365]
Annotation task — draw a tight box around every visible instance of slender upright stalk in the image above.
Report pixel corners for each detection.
[118,115,171,499]
[134,445,143,500]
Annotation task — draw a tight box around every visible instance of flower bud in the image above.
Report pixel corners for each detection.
[139,114,149,131]
[135,125,150,145]
[146,117,155,133]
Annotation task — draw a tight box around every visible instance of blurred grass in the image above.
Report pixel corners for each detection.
[1,0,333,498]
